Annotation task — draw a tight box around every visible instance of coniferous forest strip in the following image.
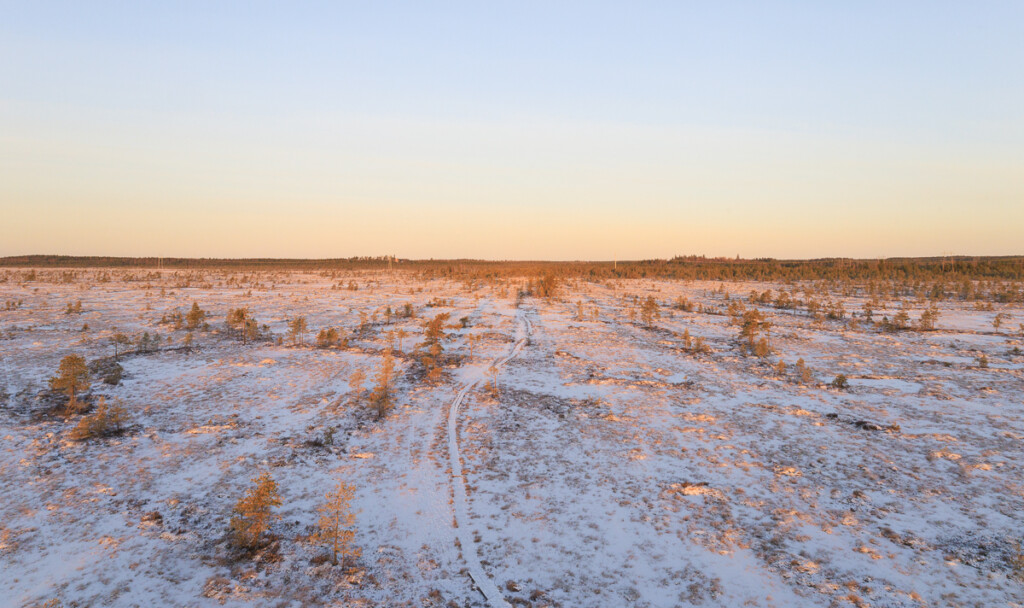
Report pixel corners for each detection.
[1,254,1023,281]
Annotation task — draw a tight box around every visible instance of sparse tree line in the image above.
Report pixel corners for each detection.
[608,284,1013,390]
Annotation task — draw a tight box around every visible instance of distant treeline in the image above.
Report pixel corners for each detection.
[2,254,1023,281]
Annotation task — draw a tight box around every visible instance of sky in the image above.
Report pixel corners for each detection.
[1,1,1022,260]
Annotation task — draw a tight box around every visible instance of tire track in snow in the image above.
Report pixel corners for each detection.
[447,310,530,608]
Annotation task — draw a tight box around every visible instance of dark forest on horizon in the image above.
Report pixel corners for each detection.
[2,254,1024,282]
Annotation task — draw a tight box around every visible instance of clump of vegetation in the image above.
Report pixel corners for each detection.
[831,374,850,390]
[65,300,83,315]
[50,354,90,413]
[136,331,161,353]
[640,296,660,327]
[525,274,558,299]
[159,310,184,329]
[795,358,813,383]
[313,480,360,566]
[883,309,912,332]
[69,397,128,440]
[673,296,695,312]
[89,357,124,386]
[227,308,261,344]
[316,327,344,348]
[288,316,308,345]
[229,472,281,551]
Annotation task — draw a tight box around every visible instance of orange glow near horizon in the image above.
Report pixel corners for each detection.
[3,118,1021,260]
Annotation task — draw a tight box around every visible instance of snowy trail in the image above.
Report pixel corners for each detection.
[447,309,530,608]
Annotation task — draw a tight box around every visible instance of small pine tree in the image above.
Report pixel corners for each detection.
[314,481,360,566]
[50,354,90,412]
[918,307,940,331]
[229,472,281,551]
[421,313,449,383]
[186,302,206,330]
[348,369,366,400]
[370,349,395,420]
[891,310,911,331]
[111,332,131,360]
[486,364,500,397]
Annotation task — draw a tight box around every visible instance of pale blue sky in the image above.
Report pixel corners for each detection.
[2,2,1022,259]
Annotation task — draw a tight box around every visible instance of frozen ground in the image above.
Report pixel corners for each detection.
[1,270,1023,607]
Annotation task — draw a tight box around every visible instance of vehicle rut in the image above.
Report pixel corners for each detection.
[446,310,530,608]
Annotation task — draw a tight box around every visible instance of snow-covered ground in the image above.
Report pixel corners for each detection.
[1,270,1023,607]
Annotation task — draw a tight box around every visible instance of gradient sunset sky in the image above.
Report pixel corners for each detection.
[2,2,1022,260]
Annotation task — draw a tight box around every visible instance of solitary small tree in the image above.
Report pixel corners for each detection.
[314,480,360,566]
[186,302,206,330]
[348,368,366,400]
[50,354,90,412]
[229,471,281,551]
[111,332,131,360]
[486,364,500,397]
[467,334,481,359]
[370,349,395,420]
[420,313,450,383]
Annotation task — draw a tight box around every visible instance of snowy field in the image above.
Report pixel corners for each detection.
[1,269,1023,607]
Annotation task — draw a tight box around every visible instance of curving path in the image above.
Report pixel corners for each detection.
[447,310,531,608]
